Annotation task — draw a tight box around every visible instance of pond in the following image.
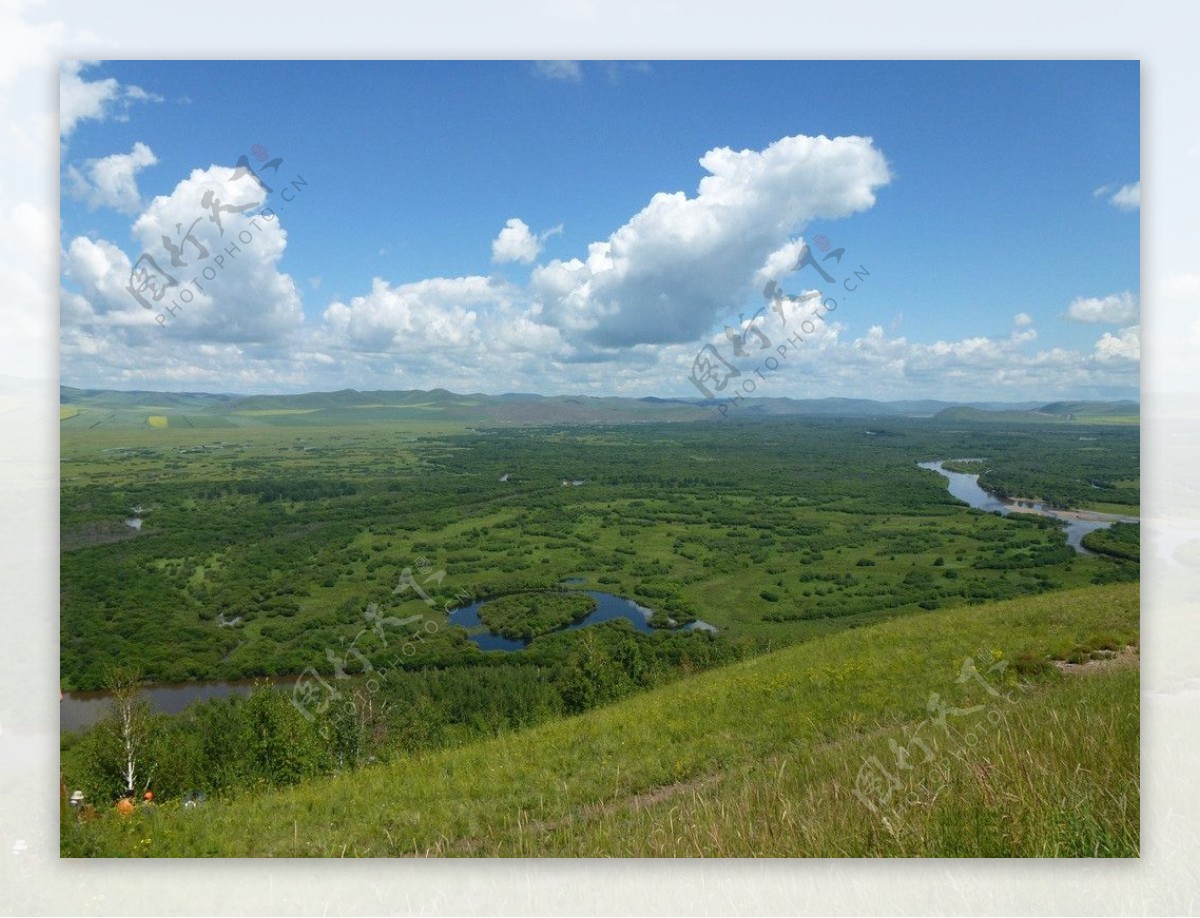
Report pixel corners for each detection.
[449,589,716,651]
[919,460,1138,554]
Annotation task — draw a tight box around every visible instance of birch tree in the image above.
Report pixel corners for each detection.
[103,665,152,796]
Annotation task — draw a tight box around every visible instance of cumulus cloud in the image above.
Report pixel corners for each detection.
[60,61,160,137]
[66,142,157,214]
[531,133,891,349]
[1109,181,1140,210]
[1066,291,1139,324]
[58,128,1139,401]
[820,323,1136,397]
[323,276,499,354]
[1095,325,1140,361]
[533,60,582,82]
[491,218,562,265]
[312,274,581,392]
[62,162,304,351]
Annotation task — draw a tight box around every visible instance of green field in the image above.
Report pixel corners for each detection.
[59,388,1139,858]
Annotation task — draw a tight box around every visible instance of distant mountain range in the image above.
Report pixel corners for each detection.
[934,400,1140,424]
[59,385,1140,429]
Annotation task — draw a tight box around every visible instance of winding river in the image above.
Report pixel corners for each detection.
[62,587,716,730]
[918,460,1139,553]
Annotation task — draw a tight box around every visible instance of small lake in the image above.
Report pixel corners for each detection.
[919,460,1138,554]
[449,589,715,651]
[61,677,297,733]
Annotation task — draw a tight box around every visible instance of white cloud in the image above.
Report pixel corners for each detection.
[322,276,498,354]
[66,142,157,214]
[534,61,582,82]
[1095,325,1140,361]
[816,323,1136,397]
[1066,291,1139,324]
[310,274,582,393]
[753,239,809,287]
[127,165,303,342]
[63,236,135,315]
[1109,181,1140,211]
[491,218,562,265]
[57,128,1138,402]
[62,163,304,360]
[59,61,118,136]
[531,133,892,349]
[59,61,161,138]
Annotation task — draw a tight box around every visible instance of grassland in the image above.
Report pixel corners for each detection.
[60,583,1138,857]
[59,387,1139,858]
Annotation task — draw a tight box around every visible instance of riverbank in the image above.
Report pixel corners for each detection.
[920,459,1139,555]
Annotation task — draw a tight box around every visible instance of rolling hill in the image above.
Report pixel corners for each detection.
[61,582,1138,858]
[60,385,1134,429]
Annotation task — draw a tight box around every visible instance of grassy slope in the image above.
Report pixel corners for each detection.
[62,583,1138,857]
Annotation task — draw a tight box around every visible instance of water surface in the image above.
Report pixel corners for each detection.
[919,459,1138,555]
[449,589,714,651]
[61,677,296,733]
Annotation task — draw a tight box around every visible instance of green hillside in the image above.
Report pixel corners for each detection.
[936,401,1139,426]
[62,582,1138,858]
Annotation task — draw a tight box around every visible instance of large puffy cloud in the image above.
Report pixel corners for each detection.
[530,134,891,349]
[1066,291,1139,324]
[61,161,305,386]
[124,164,304,342]
[66,142,157,214]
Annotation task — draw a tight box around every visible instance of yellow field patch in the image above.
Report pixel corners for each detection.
[60,406,80,421]
[147,415,169,428]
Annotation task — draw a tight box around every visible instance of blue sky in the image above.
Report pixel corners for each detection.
[59,59,1140,400]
